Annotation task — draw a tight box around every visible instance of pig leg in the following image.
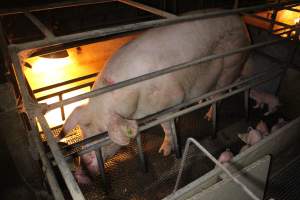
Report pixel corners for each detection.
[159,121,174,156]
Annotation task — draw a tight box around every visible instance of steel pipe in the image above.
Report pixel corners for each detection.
[63,68,283,159]
[8,1,299,52]
[46,37,286,112]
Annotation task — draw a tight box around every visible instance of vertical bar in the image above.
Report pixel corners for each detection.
[276,30,299,95]
[136,133,147,172]
[95,148,109,193]
[233,0,239,9]
[170,119,181,158]
[244,89,249,120]
[212,103,217,139]
[59,94,65,121]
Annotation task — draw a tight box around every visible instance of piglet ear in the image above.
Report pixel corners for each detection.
[62,105,88,135]
[107,113,138,146]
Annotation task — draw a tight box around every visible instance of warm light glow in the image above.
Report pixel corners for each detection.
[23,33,141,131]
[273,6,300,36]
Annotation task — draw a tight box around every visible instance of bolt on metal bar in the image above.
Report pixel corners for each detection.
[24,11,55,39]
[173,138,260,200]
[46,37,286,112]
[8,1,299,51]
[63,69,283,160]
[36,113,85,200]
[118,0,177,19]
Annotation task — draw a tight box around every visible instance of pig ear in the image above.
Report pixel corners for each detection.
[238,133,248,144]
[63,105,88,134]
[107,113,138,146]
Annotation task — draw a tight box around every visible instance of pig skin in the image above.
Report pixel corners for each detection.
[62,13,250,181]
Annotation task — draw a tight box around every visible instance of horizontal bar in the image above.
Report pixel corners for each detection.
[33,73,98,93]
[118,0,177,19]
[36,82,94,101]
[285,6,300,13]
[36,113,85,200]
[242,12,292,28]
[46,37,286,112]
[9,1,299,52]
[173,138,260,200]
[24,11,54,39]
[0,0,116,16]
[63,68,282,159]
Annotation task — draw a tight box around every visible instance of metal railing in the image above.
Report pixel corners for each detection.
[2,0,300,199]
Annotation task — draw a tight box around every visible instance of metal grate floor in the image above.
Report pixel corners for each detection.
[265,153,300,200]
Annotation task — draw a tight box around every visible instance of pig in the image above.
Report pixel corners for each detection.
[256,120,269,137]
[271,118,288,133]
[216,148,234,168]
[249,89,280,116]
[239,144,250,153]
[62,13,250,182]
[238,127,262,146]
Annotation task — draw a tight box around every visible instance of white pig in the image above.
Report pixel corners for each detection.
[249,89,280,116]
[238,127,262,146]
[62,13,250,182]
[217,148,234,167]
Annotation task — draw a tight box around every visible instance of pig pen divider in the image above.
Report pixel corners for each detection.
[6,2,300,199]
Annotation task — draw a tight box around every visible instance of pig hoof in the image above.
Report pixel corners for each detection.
[159,143,172,156]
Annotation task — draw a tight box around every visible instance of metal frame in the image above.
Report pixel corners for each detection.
[1,0,300,199]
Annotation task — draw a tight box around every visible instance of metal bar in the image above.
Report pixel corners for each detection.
[59,94,65,121]
[33,73,98,93]
[46,37,286,112]
[212,103,217,139]
[0,0,116,16]
[95,148,109,192]
[242,12,292,28]
[62,67,281,155]
[36,82,94,101]
[9,47,84,199]
[136,133,147,172]
[285,7,300,13]
[28,125,65,200]
[233,0,239,9]
[23,11,54,38]
[170,119,181,158]
[244,89,249,120]
[173,138,260,200]
[118,0,177,19]
[9,1,299,51]
[36,113,85,200]
[63,69,283,159]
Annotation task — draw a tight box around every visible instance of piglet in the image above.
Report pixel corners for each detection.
[239,144,250,153]
[217,148,234,167]
[238,127,262,146]
[74,166,92,185]
[256,120,269,137]
[249,89,280,116]
[271,118,288,133]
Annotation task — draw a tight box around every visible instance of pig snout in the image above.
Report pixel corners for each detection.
[74,166,92,185]
[217,149,234,167]
[81,151,100,177]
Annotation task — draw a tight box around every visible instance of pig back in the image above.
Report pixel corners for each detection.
[93,14,249,118]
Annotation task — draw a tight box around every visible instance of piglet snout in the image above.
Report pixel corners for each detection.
[217,149,234,167]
